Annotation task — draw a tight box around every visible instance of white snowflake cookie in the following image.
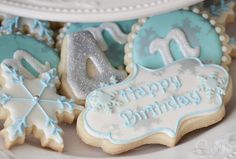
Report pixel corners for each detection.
[0,64,83,152]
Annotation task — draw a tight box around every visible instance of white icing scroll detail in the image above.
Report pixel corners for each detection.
[149,28,200,65]
[86,22,128,51]
[2,50,50,79]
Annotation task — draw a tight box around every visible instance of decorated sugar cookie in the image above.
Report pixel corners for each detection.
[59,31,127,105]
[57,20,136,68]
[0,64,83,152]
[201,0,235,25]
[0,14,54,46]
[125,8,231,73]
[77,58,232,155]
[0,34,59,78]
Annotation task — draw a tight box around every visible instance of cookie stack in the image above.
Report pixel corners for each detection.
[0,0,235,155]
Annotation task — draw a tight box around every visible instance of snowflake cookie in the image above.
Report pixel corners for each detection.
[0,64,83,152]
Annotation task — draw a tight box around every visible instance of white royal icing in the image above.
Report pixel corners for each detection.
[83,58,229,144]
[86,22,128,51]
[149,28,200,65]
[2,50,51,79]
[0,64,83,147]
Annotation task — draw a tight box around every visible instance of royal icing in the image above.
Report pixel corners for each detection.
[149,28,200,65]
[0,34,59,78]
[63,31,127,101]
[2,50,50,79]
[203,0,235,24]
[60,20,136,68]
[0,14,54,46]
[83,58,229,144]
[0,64,83,150]
[125,8,230,71]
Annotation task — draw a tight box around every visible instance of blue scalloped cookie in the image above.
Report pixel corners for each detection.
[0,34,59,77]
[60,20,136,68]
[125,8,231,72]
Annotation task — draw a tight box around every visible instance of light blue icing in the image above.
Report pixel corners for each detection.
[118,76,182,102]
[67,20,136,68]
[0,66,75,143]
[0,34,59,77]
[31,19,54,46]
[0,17,54,46]
[0,17,20,33]
[209,0,232,16]
[133,10,223,69]
[83,58,229,144]
[120,90,201,128]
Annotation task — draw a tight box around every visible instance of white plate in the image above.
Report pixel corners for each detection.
[0,0,202,22]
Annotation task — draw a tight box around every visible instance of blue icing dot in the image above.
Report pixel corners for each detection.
[0,34,59,77]
[67,20,136,68]
[133,10,223,69]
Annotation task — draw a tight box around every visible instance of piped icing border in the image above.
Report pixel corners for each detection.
[56,23,72,51]
[124,7,232,73]
[82,57,230,145]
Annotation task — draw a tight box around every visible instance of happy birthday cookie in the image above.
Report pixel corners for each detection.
[0,34,59,79]
[77,58,232,154]
[57,20,136,68]
[0,13,54,47]
[0,64,83,152]
[124,7,231,73]
[59,31,127,105]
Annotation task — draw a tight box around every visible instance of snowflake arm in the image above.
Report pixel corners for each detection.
[0,17,20,34]
[31,19,54,46]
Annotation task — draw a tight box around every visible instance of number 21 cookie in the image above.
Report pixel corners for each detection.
[77,58,232,154]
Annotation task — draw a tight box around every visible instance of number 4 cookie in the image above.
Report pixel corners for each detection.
[77,58,232,155]
[0,64,83,152]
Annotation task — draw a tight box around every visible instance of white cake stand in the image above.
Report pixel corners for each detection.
[0,0,202,22]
